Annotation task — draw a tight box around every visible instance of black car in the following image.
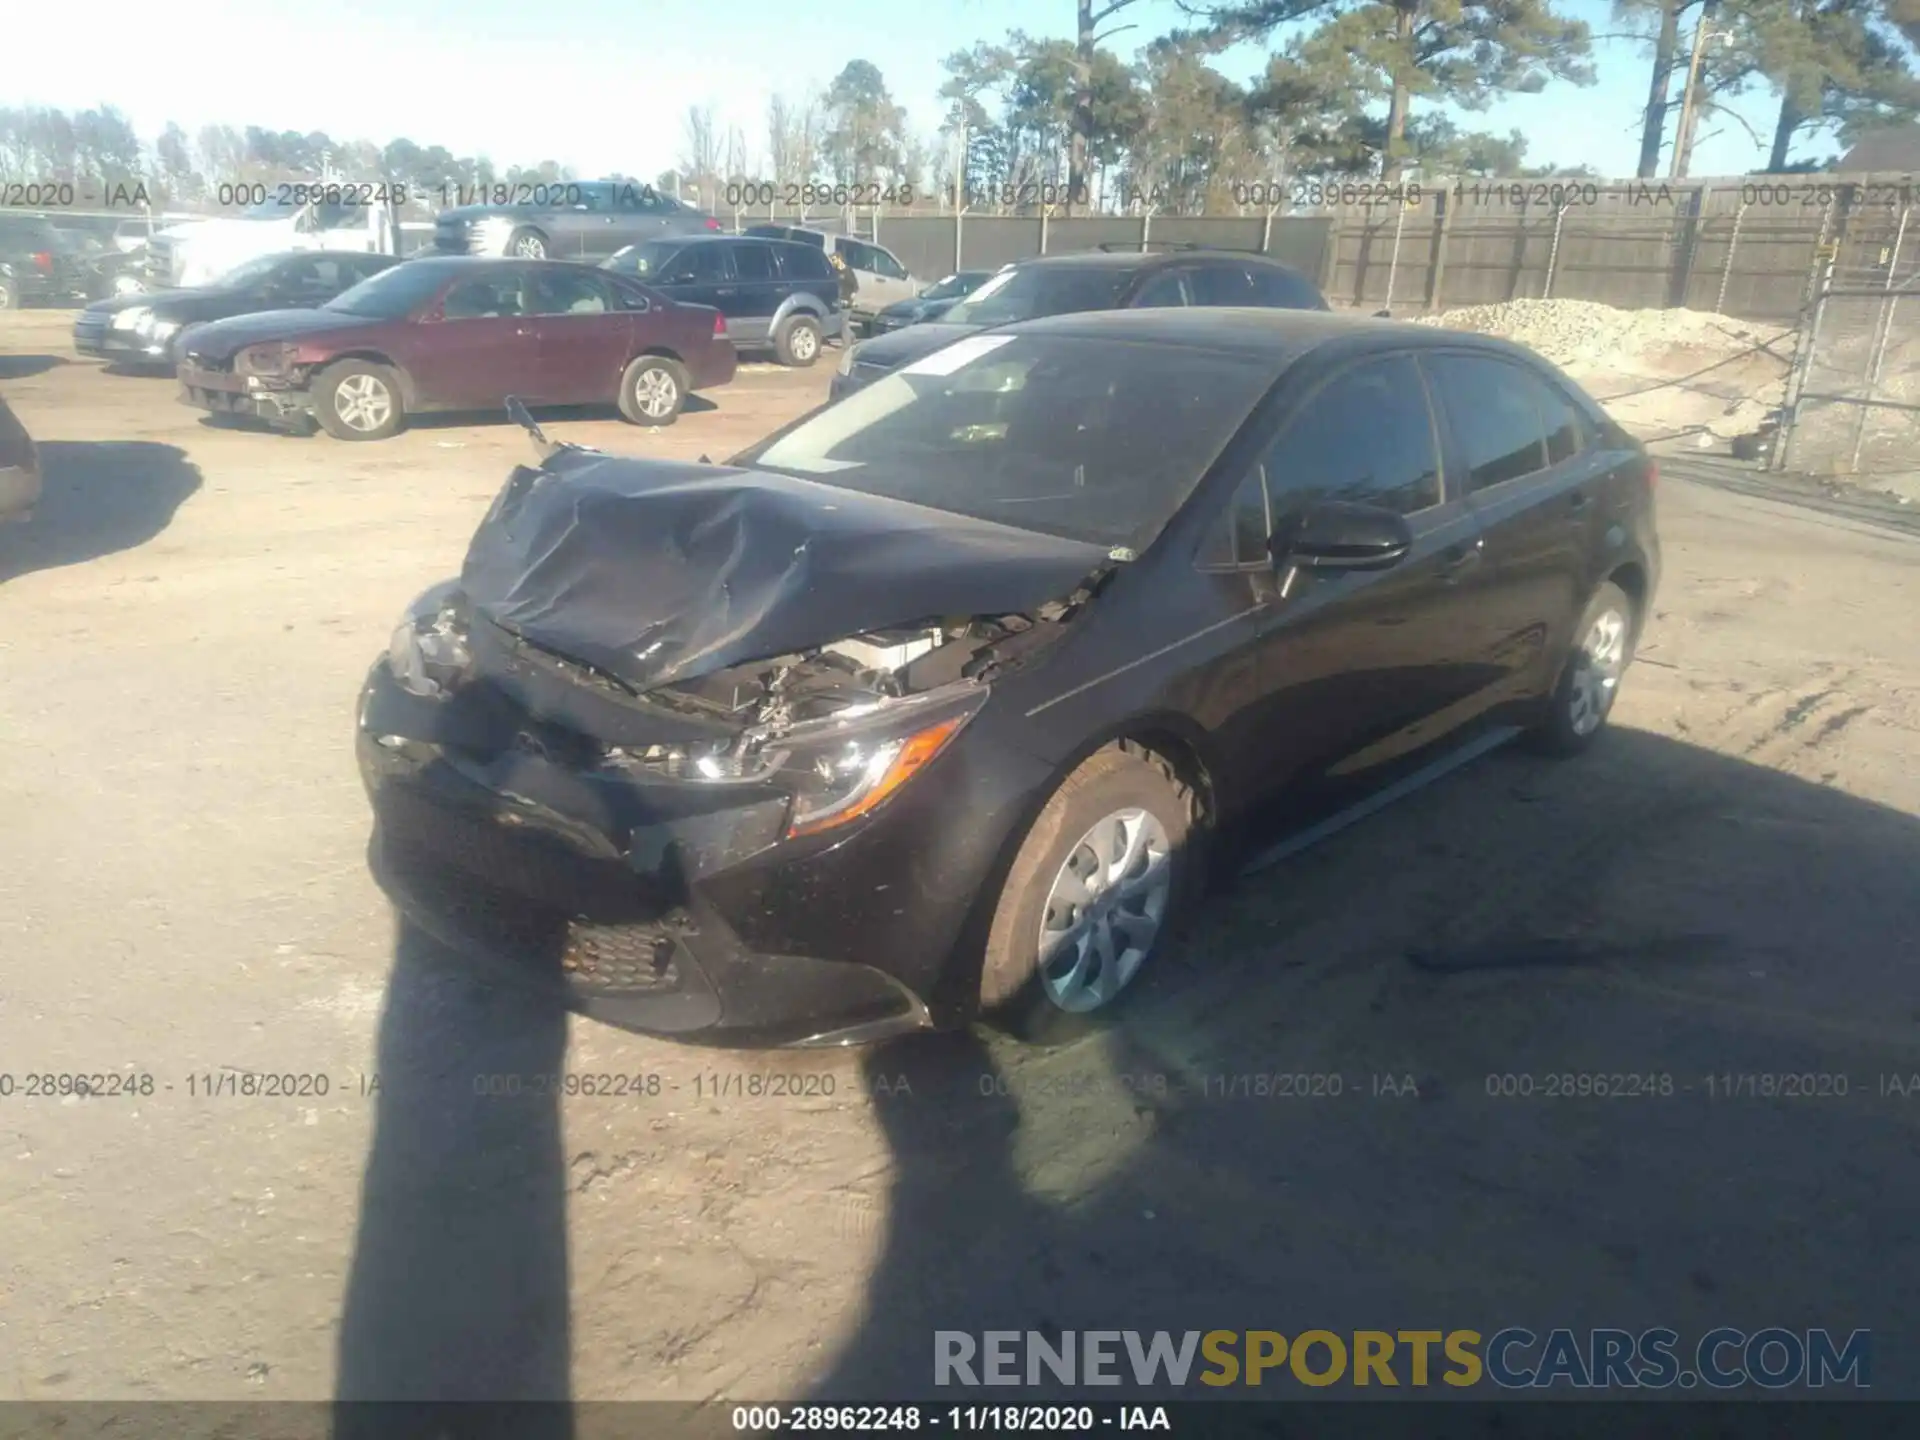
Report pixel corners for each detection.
[0,213,87,309]
[433,180,720,262]
[603,235,843,366]
[864,269,995,336]
[73,251,400,369]
[831,247,1328,400]
[358,307,1659,1047]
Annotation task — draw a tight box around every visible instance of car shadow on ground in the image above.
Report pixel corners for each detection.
[0,440,201,583]
[332,725,1920,1425]
[0,354,70,380]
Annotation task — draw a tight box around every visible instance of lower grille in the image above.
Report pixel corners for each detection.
[380,838,687,996]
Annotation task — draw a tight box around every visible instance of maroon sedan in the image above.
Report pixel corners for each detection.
[176,256,736,440]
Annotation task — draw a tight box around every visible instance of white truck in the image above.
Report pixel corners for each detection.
[149,193,399,289]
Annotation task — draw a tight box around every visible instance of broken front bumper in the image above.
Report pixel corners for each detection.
[355,660,970,1046]
[178,363,313,429]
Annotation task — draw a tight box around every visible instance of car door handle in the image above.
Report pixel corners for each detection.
[1440,538,1485,584]
[715,287,737,295]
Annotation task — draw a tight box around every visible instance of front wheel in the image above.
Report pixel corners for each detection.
[1527,581,1637,757]
[617,356,686,426]
[314,360,405,441]
[978,741,1198,1045]
[505,228,549,259]
[0,276,18,310]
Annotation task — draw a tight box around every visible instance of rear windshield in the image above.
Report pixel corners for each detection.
[733,333,1275,551]
[940,265,1130,326]
[325,262,451,319]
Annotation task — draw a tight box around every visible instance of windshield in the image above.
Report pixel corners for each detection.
[940,265,1128,326]
[734,333,1274,550]
[211,254,288,289]
[240,196,303,220]
[921,272,981,302]
[604,242,679,277]
[324,262,447,319]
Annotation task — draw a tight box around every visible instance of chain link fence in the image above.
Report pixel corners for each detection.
[1775,213,1920,480]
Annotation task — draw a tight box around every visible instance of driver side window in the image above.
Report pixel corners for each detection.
[1131,271,1189,308]
[442,276,527,319]
[1196,468,1272,570]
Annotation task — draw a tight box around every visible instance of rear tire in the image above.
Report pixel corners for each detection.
[0,277,18,310]
[617,356,686,426]
[1525,581,1636,757]
[313,360,404,441]
[978,741,1198,1045]
[774,314,822,367]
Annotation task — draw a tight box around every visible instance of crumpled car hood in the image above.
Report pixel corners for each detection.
[459,447,1113,692]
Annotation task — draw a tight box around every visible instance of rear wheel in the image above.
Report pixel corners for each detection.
[0,277,18,310]
[774,314,822,367]
[505,228,549,259]
[1527,581,1636,757]
[314,360,405,441]
[979,742,1197,1045]
[617,356,686,426]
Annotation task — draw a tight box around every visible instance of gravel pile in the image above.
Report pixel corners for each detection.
[1417,297,1774,370]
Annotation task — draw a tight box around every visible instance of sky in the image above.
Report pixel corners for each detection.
[10,0,1820,186]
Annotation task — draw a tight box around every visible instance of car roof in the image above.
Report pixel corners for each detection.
[999,306,1545,369]
[1006,247,1310,275]
[392,255,603,276]
[653,233,817,249]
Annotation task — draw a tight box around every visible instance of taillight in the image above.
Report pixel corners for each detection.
[31,251,53,274]
[704,217,721,231]
[713,312,728,337]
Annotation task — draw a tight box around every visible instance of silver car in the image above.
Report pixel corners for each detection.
[434,181,722,262]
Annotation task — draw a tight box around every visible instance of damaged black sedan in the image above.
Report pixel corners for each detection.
[359,310,1658,1045]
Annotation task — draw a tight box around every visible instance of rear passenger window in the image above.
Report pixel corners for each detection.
[1132,271,1188,308]
[1247,266,1324,309]
[732,244,776,280]
[1531,377,1590,463]
[778,246,832,279]
[1190,265,1257,306]
[1263,355,1442,516]
[1427,354,1551,489]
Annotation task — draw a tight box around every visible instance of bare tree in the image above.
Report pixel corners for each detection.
[681,105,723,206]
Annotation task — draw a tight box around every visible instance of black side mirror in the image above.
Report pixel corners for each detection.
[1269,499,1414,572]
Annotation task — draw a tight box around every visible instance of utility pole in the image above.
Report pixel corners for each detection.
[1669,0,1721,180]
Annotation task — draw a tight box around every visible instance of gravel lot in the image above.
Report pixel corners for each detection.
[2,307,1919,1409]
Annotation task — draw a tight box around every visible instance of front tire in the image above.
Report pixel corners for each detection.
[617,356,686,426]
[0,276,19,310]
[979,741,1197,1045]
[313,360,405,442]
[505,228,549,259]
[1527,581,1637,757]
[774,314,822,367]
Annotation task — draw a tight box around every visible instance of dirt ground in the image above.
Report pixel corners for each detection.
[2,307,1920,1408]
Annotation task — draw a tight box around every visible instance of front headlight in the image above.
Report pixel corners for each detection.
[386,581,472,698]
[837,342,859,377]
[605,683,985,838]
[475,216,515,251]
[146,319,181,342]
[111,306,150,331]
[237,342,299,376]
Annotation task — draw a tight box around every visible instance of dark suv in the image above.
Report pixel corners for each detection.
[831,246,1328,400]
[603,235,843,367]
[0,214,86,309]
